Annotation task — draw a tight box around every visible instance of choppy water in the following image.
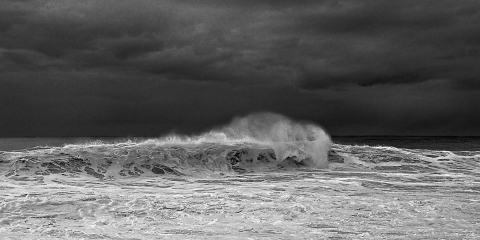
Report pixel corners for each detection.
[2,136,479,152]
[1,139,479,239]
[0,138,129,151]
[333,136,480,151]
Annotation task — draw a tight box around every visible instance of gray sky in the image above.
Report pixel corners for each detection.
[1,0,480,136]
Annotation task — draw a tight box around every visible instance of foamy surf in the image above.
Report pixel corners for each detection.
[1,114,480,239]
[330,144,480,175]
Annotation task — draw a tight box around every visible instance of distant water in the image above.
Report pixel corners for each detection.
[2,136,479,152]
[333,136,480,151]
[0,137,131,151]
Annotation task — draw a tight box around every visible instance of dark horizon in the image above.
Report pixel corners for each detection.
[2,135,480,138]
[1,0,480,137]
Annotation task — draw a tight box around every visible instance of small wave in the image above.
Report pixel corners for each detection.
[329,144,480,175]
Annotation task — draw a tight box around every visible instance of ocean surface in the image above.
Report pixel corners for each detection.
[0,137,131,152]
[1,114,479,239]
[333,136,480,151]
[2,136,480,152]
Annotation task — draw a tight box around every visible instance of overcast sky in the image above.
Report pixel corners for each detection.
[1,0,480,137]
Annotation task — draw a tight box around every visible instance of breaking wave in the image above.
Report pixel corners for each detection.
[0,113,332,178]
[158,112,332,167]
[3,112,478,180]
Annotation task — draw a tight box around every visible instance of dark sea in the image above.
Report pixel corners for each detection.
[332,136,480,151]
[0,137,132,151]
[1,136,479,152]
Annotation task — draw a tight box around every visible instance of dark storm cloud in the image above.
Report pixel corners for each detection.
[288,0,480,88]
[1,0,479,136]
[2,0,479,87]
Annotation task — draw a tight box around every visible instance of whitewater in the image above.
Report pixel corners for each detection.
[1,113,479,239]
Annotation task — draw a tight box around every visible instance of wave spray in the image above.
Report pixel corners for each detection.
[225,113,331,167]
[194,112,332,167]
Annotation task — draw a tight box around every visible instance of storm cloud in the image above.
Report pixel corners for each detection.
[1,0,479,136]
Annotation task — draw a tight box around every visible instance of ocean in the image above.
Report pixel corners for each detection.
[1,114,479,239]
[2,136,479,152]
[333,136,480,151]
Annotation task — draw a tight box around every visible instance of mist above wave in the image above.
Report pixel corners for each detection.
[154,112,332,167]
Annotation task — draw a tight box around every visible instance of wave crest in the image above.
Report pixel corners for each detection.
[156,112,332,167]
[221,112,331,167]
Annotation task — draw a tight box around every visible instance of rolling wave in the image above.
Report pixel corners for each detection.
[1,113,478,180]
[0,113,332,179]
[330,144,480,176]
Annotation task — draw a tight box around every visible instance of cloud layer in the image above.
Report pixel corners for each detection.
[1,0,479,136]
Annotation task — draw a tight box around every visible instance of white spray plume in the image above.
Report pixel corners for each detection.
[82,112,332,168]
[218,112,332,167]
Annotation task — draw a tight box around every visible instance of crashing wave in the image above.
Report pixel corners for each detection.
[0,113,332,179]
[2,113,478,180]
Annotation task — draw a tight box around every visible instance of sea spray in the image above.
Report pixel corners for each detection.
[220,112,332,167]
[153,112,332,167]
